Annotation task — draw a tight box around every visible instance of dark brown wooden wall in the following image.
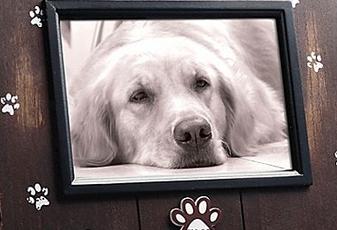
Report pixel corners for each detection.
[1,0,337,229]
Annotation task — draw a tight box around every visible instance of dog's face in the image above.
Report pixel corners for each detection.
[97,37,234,168]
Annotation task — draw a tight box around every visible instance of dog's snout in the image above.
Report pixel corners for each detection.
[174,118,212,149]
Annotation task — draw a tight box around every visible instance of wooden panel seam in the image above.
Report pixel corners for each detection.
[136,196,142,230]
[239,192,246,230]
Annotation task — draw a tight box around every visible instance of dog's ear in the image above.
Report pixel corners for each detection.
[70,87,118,167]
[219,72,256,157]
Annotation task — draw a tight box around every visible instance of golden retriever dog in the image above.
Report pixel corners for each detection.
[67,20,287,169]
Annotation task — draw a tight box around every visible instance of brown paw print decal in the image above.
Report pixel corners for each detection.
[170,196,222,230]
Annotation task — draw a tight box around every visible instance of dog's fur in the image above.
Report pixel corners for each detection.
[68,20,287,168]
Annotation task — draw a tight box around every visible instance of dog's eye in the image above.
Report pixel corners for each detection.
[194,79,209,91]
[130,90,150,103]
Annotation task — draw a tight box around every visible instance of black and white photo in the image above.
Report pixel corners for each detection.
[46,1,311,194]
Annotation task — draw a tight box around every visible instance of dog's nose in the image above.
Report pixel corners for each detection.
[174,118,212,149]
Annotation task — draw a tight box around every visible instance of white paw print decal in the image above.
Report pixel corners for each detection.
[26,183,50,211]
[1,93,20,116]
[29,5,43,28]
[170,196,222,230]
[334,151,337,166]
[307,52,323,73]
[291,0,300,8]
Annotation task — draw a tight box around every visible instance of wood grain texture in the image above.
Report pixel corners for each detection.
[0,1,139,229]
[138,191,243,230]
[241,0,337,229]
[2,0,337,229]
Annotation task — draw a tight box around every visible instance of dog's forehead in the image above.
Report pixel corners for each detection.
[120,37,216,64]
[114,37,221,78]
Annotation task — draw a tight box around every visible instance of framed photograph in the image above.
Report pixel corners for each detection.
[45,0,312,195]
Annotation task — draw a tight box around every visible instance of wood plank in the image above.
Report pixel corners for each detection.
[0,1,139,229]
[138,191,243,230]
[241,0,337,229]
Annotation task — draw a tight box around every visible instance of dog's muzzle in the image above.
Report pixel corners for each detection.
[173,117,212,151]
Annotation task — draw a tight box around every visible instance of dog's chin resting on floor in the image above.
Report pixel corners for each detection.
[68,20,287,169]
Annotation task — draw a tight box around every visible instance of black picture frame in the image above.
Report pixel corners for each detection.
[45,0,312,195]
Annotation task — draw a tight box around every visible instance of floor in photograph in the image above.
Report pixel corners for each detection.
[73,140,294,185]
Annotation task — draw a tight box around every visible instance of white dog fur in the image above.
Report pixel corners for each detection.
[67,20,287,168]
